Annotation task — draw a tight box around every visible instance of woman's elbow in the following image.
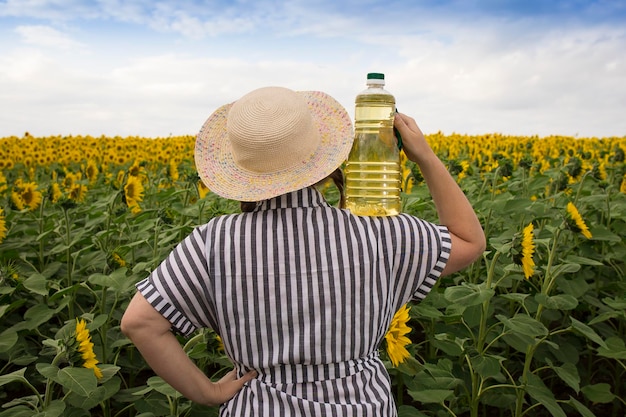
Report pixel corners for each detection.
[443,232,486,275]
[120,312,139,339]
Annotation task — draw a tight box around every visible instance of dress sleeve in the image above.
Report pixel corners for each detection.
[388,214,452,309]
[135,224,217,337]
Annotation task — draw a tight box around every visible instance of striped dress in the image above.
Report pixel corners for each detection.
[137,186,451,416]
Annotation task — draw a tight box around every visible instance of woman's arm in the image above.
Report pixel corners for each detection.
[394,113,486,275]
[121,292,257,406]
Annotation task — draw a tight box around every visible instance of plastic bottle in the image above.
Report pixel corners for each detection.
[344,73,401,216]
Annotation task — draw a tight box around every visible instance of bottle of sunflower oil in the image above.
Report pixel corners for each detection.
[345,73,401,216]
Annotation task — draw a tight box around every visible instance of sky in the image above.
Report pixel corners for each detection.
[0,0,625,139]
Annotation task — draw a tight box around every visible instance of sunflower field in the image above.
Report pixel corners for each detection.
[0,132,625,417]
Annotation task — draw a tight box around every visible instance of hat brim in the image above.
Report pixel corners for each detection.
[195,90,354,202]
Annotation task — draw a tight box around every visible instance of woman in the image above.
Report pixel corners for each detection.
[121,86,486,416]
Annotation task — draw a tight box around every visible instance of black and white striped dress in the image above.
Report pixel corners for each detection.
[137,186,451,416]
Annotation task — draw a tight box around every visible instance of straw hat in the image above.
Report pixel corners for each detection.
[195,86,354,202]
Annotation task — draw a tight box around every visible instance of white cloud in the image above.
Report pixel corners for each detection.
[0,1,625,137]
[15,25,84,49]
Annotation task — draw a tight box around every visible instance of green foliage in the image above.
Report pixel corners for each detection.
[1,146,625,416]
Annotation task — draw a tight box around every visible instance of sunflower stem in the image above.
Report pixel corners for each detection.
[63,206,75,319]
[43,351,65,408]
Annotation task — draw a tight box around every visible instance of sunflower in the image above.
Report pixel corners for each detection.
[385,304,412,367]
[168,160,180,182]
[566,202,592,239]
[111,252,126,268]
[68,183,88,203]
[85,160,99,183]
[124,175,144,213]
[10,191,24,211]
[113,170,125,189]
[49,182,63,203]
[128,160,145,178]
[62,171,81,190]
[520,223,535,279]
[197,180,210,199]
[400,151,414,194]
[72,319,103,379]
[0,171,7,193]
[215,334,225,352]
[0,208,7,244]
[11,180,43,211]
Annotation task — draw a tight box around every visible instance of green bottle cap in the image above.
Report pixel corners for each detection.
[367,73,385,80]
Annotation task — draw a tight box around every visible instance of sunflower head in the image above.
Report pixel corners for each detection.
[520,223,536,279]
[68,183,88,203]
[49,182,64,204]
[85,160,99,183]
[0,171,7,193]
[385,304,412,367]
[111,252,127,268]
[565,202,592,239]
[11,180,43,211]
[124,175,145,213]
[66,319,103,379]
[0,208,8,244]
[197,180,210,199]
[168,160,180,182]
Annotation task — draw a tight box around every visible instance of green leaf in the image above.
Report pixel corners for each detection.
[0,368,27,387]
[147,376,181,398]
[0,329,18,353]
[36,363,61,382]
[597,336,626,360]
[88,268,134,293]
[396,356,424,376]
[34,399,65,417]
[407,389,454,403]
[502,332,534,353]
[581,383,615,403]
[398,405,429,417]
[97,364,121,384]
[556,276,590,298]
[444,284,494,307]
[66,386,108,409]
[549,361,580,393]
[587,225,621,242]
[471,354,502,379]
[603,296,626,310]
[411,303,443,319]
[11,304,62,332]
[526,373,567,417]
[497,313,548,338]
[535,293,578,310]
[23,273,49,296]
[566,396,596,417]
[67,378,120,410]
[0,405,34,417]
[499,293,530,305]
[433,333,465,356]
[588,311,622,326]
[564,255,604,266]
[569,317,607,348]
[550,263,581,278]
[57,367,98,397]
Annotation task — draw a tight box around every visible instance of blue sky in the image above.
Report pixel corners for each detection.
[1,0,625,138]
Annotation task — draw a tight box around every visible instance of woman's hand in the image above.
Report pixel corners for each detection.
[203,368,258,406]
[394,112,434,164]
[121,292,257,406]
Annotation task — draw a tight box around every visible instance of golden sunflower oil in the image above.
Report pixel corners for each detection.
[345,73,401,216]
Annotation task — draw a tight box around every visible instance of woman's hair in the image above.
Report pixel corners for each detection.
[240,168,345,212]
